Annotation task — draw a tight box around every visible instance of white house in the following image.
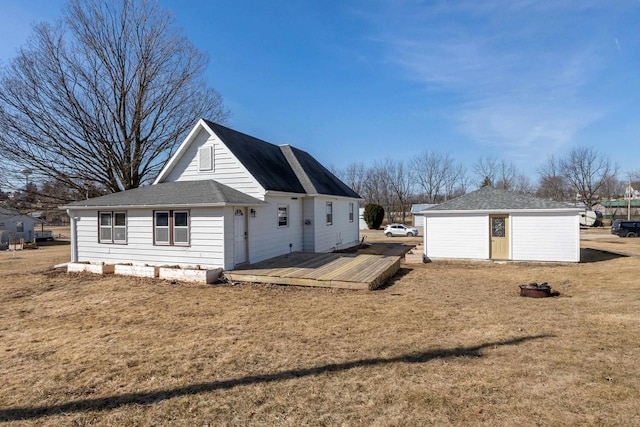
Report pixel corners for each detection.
[411,203,435,227]
[421,187,581,263]
[63,120,362,270]
[0,207,42,244]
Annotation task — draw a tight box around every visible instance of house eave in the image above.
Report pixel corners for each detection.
[61,201,267,210]
[265,190,362,201]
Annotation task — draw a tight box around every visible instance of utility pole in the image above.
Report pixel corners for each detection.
[625,177,633,221]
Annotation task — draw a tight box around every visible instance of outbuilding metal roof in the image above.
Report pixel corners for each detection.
[64,180,266,209]
[423,186,579,212]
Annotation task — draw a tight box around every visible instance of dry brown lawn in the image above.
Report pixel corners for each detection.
[1,237,639,426]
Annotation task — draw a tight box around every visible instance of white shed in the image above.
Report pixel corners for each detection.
[421,187,581,263]
[411,203,435,227]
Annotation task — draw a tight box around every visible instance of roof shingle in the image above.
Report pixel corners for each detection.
[424,187,579,211]
[65,180,266,208]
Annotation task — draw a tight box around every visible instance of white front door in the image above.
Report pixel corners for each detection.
[234,208,247,265]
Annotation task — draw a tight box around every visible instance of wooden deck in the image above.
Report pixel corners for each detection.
[224,252,401,290]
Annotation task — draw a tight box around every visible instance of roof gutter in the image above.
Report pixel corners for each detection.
[265,190,362,201]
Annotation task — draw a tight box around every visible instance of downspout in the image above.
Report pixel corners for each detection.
[66,209,78,263]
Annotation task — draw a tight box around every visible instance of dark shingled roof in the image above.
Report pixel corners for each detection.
[287,145,360,198]
[65,180,266,208]
[204,121,360,198]
[204,121,305,194]
[425,186,579,211]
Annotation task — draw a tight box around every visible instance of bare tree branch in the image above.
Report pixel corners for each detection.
[559,146,618,208]
[0,0,229,197]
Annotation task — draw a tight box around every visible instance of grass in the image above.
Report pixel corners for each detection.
[1,236,639,426]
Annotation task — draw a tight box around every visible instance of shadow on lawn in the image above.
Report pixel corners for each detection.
[0,334,552,421]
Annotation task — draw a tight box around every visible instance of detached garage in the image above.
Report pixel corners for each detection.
[421,187,581,263]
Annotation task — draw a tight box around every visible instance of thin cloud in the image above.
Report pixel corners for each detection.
[357,0,628,162]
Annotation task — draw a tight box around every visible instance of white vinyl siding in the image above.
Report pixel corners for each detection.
[424,214,488,260]
[312,198,359,252]
[302,197,315,252]
[74,208,226,269]
[161,128,264,199]
[246,195,303,264]
[511,212,580,262]
[424,211,580,262]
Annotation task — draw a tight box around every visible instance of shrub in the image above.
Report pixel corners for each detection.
[364,204,385,229]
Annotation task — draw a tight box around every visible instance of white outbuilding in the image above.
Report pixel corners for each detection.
[421,187,581,263]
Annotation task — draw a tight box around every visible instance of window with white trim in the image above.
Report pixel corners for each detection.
[349,203,354,222]
[99,211,127,243]
[326,202,333,225]
[278,205,289,227]
[154,210,190,246]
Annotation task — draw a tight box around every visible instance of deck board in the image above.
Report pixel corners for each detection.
[225,252,400,290]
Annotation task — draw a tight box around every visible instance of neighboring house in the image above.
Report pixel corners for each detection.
[420,187,581,263]
[358,207,367,230]
[410,203,435,227]
[63,120,361,270]
[0,207,42,244]
[592,200,640,220]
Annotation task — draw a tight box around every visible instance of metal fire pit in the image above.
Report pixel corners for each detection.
[519,282,552,298]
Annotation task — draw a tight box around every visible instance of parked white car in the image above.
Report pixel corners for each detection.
[384,223,419,237]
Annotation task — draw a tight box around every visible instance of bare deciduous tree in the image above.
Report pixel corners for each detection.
[512,173,535,195]
[473,156,523,191]
[340,162,366,200]
[473,156,499,188]
[559,146,617,208]
[494,160,518,191]
[537,155,568,201]
[0,0,229,197]
[411,151,453,204]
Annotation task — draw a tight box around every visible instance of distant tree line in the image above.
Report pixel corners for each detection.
[334,146,637,224]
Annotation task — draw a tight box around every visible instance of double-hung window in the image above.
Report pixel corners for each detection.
[278,205,289,227]
[154,210,189,246]
[349,203,354,222]
[326,202,333,225]
[99,211,127,243]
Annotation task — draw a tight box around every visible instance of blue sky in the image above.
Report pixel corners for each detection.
[1,0,639,180]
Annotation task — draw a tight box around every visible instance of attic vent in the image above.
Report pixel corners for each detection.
[198,146,213,171]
